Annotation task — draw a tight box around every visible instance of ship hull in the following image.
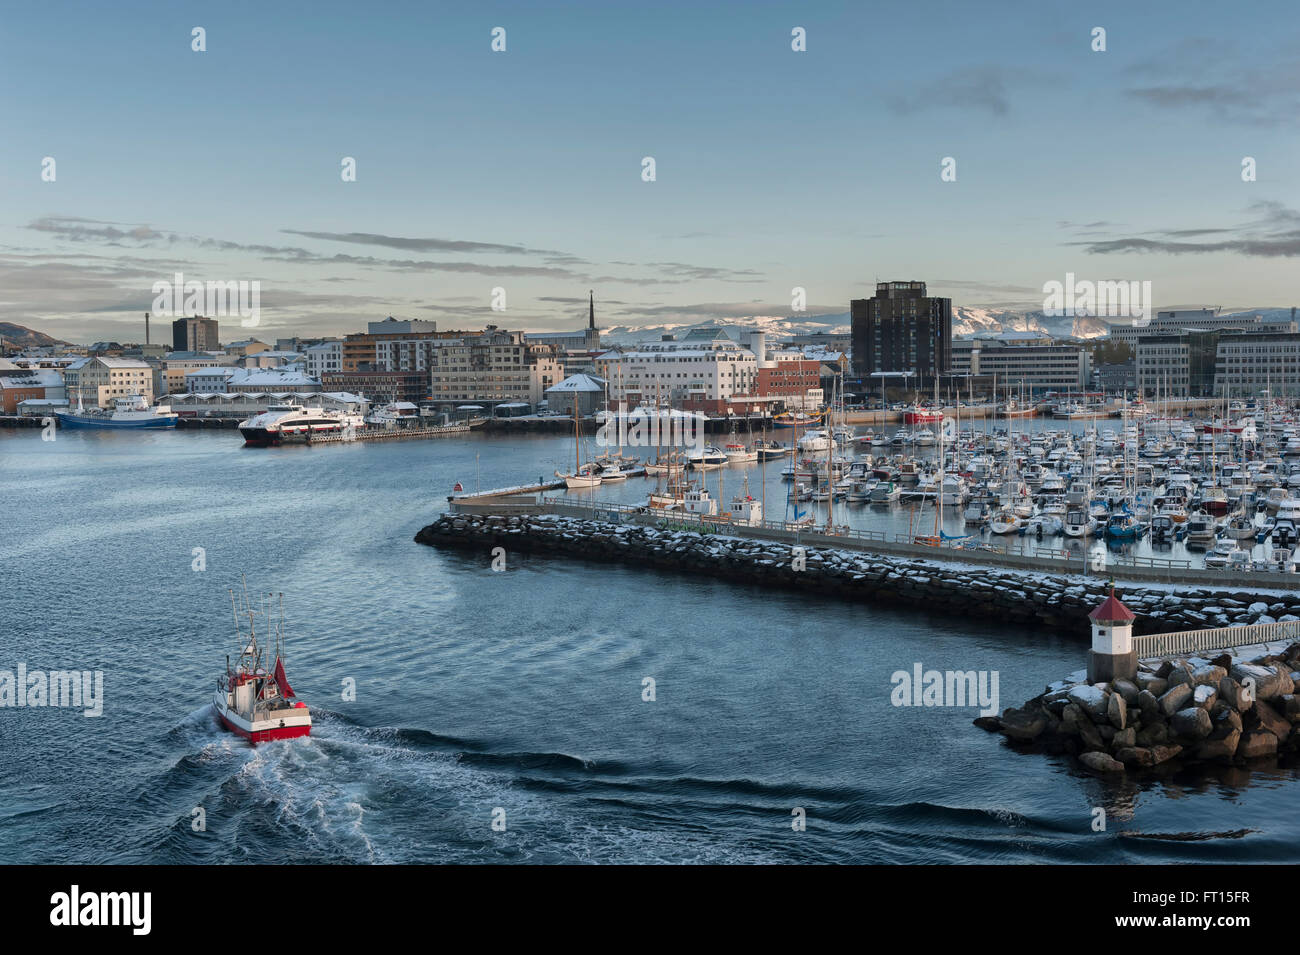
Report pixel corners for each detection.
[213,690,311,744]
[215,706,312,743]
[56,413,177,429]
[240,425,346,446]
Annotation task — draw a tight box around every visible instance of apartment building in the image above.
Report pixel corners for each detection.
[427,326,562,408]
[63,357,155,408]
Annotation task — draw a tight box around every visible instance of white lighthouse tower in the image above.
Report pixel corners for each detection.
[1087,587,1137,683]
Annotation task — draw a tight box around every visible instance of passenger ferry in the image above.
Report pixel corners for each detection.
[238,404,366,446]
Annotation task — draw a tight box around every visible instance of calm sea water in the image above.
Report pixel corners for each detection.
[1,425,1297,864]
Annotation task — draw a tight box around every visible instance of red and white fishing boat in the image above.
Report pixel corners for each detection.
[213,584,311,744]
[903,405,943,425]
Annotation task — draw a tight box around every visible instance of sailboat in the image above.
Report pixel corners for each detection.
[555,400,601,489]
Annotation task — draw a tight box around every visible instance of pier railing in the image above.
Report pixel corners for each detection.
[514,496,1300,589]
[1134,620,1300,658]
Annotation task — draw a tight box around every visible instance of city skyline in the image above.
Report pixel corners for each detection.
[4,0,1299,343]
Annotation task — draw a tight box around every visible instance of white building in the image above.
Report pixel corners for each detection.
[1108,308,1297,346]
[185,367,321,394]
[594,327,759,412]
[166,391,367,417]
[63,356,154,408]
[952,335,1092,392]
[303,341,343,379]
[427,327,562,407]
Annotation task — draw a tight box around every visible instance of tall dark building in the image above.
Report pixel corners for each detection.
[172,316,220,353]
[851,281,952,380]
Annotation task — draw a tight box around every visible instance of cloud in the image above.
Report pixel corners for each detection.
[888,66,1017,116]
[280,229,583,262]
[1122,41,1300,126]
[1069,201,1300,257]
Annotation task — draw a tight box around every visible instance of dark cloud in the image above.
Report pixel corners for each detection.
[1070,202,1300,257]
[888,66,1016,116]
[280,229,583,262]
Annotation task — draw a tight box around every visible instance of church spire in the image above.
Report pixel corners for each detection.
[588,290,595,330]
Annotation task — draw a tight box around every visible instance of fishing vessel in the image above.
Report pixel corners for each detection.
[212,584,311,744]
[238,404,364,446]
[57,393,178,429]
[903,405,943,425]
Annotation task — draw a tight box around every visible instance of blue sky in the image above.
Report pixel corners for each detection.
[2,0,1298,342]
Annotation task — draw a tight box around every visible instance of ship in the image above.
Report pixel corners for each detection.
[56,394,178,429]
[213,584,311,744]
[238,404,366,446]
[902,405,943,425]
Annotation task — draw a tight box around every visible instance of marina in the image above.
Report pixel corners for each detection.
[446,402,1300,580]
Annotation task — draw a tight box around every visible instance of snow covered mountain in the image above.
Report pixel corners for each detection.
[599,306,1293,345]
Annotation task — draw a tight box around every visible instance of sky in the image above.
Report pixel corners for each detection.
[2,0,1298,344]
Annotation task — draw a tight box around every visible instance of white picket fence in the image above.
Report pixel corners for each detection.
[1134,620,1300,658]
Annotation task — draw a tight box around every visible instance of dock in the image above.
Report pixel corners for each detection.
[444,487,1298,589]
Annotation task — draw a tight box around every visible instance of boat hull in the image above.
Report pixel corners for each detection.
[213,691,311,745]
[56,412,177,429]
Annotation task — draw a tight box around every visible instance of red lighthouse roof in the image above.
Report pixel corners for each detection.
[1089,590,1135,623]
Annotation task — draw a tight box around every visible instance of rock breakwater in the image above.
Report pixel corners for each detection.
[984,645,1300,772]
[414,512,1300,636]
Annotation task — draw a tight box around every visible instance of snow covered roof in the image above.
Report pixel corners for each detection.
[546,373,607,393]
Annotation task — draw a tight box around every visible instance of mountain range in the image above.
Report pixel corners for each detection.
[601,307,1297,345]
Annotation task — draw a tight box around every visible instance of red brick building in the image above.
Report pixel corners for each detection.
[1,374,48,413]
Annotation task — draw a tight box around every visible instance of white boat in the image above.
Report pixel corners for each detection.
[724,443,757,464]
[687,446,727,469]
[1224,513,1257,540]
[1064,508,1096,538]
[596,462,627,482]
[869,481,901,504]
[681,487,718,516]
[238,404,365,446]
[797,430,832,453]
[846,479,877,503]
[989,509,1023,535]
[939,474,968,506]
[559,463,602,489]
[726,492,762,525]
[1204,540,1237,569]
[1185,509,1217,548]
